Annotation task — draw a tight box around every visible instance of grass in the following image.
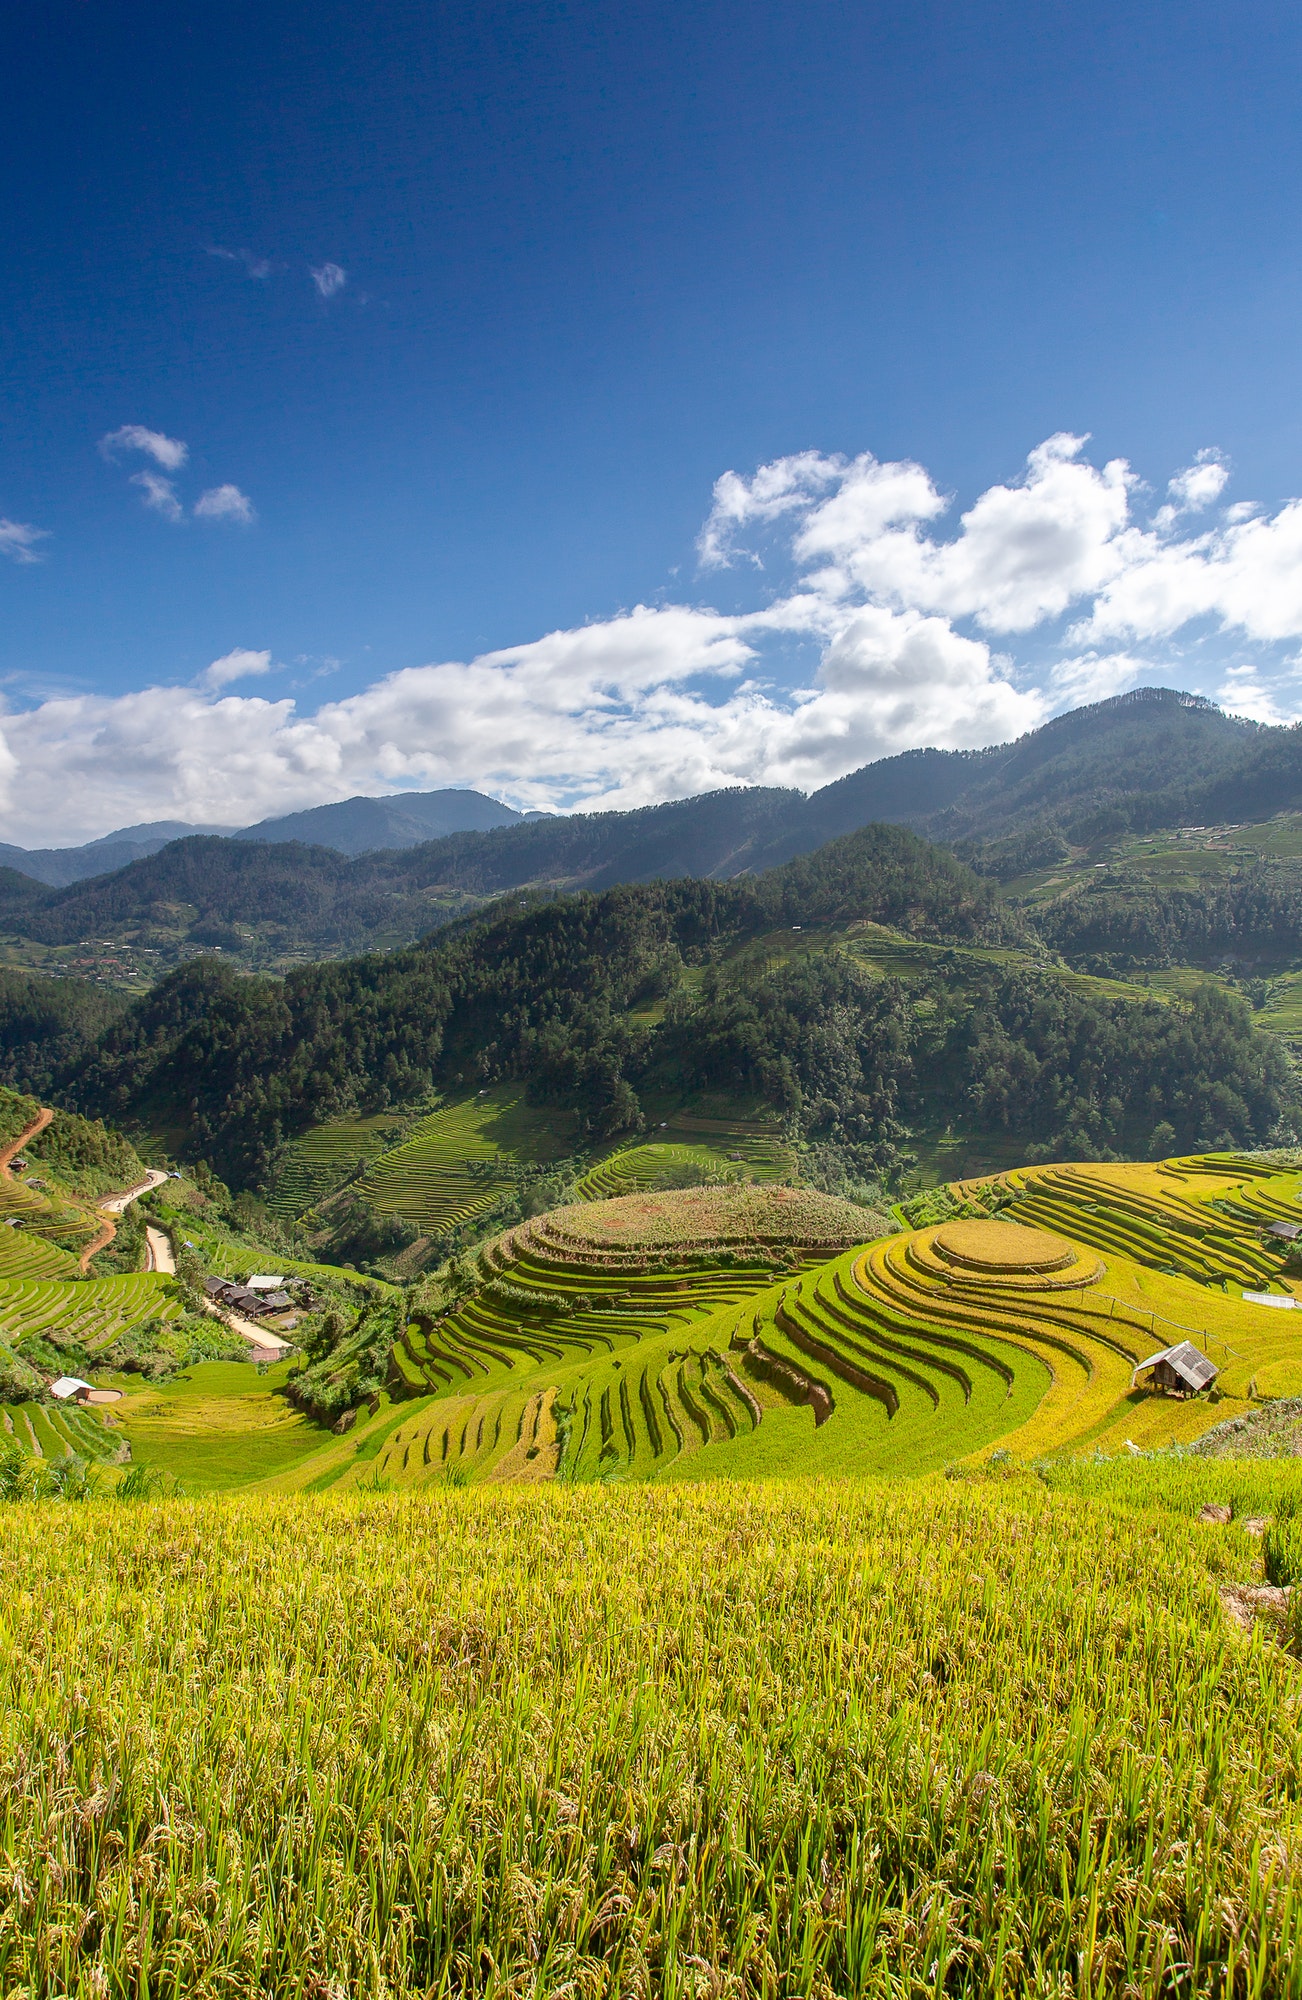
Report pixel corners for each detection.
[1,1476,1300,1996]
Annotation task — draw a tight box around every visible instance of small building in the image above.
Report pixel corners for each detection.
[1134,1340,1219,1396]
[259,1291,293,1313]
[1267,1219,1301,1242]
[49,1376,93,1403]
[245,1275,286,1291]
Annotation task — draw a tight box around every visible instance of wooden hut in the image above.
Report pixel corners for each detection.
[1133,1340,1219,1396]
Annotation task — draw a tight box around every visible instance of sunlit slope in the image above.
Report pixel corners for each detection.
[261,1151,1302,1493]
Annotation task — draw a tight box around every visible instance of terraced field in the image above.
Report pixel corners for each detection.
[262,1111,411,1219]
[357,1089,576,1236]
[575,1141,731,1199]
[0,1272,178,1355]
[2,1396,123,1462]
[272,1147,1302,1493]
[0,1173,101,1261]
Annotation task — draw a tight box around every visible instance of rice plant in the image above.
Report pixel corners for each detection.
[0,1476,1297,1996]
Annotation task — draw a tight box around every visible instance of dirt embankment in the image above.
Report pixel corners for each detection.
[0,1107,52,1178]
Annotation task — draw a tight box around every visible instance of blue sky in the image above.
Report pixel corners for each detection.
[3,0,1302,841]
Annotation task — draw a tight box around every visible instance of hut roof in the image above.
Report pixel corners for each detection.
[1268,1219,1301,1240]
[49,1376,92,1399]
[1135,1340,1219,1391]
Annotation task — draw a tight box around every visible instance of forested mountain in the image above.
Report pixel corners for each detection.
[0,822,1288,1192]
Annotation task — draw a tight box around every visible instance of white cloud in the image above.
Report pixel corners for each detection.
[208,246,272,280]
[130,471,184,523]
[1167,449,1230,515]
[0,519,49,565]
[99,425,189,471]
[195,484,256,525]
[1216,663,1302,727]
[311,262,347,299]
[201,648,274,690]
[18,432,1302,845]
[1048,651,1147,705]
[697,452,847,567]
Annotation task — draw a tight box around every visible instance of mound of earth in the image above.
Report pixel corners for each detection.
[520,1184,884,1271]
[933,1220,1076,1273]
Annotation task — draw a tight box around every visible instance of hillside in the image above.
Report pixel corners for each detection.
[0,821,1282,1208]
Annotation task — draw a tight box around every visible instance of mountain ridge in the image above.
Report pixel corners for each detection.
[0,689,1298,969]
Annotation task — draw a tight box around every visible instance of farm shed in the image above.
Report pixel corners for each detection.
[49,1376,92,1402]
[245,1275,286,1290]
[1133,1340,1219,1395]
[1267,1219,1301,1241]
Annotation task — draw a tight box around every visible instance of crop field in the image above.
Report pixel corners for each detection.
[261,1109,413,1219]
[0,1172,101,1259]
[1,1395,122,1461]
[0,1222,82,1280]
[111,1359,324,1489]
[1,1476,1299,1997]
[575,1140,736,1199]
[358,1087,577,1236]
[0,1271,178,1354]
[287,1149,1302,1494]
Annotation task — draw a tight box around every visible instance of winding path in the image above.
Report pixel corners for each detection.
[0,1106,52,1177]
[78,1170,169,1272]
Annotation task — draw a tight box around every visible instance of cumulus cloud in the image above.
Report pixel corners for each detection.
[311,262,347,298]
[16,432,1302,845]
[0,519,49,565]
[99,425,188,471]
[194,484,256,525]
[130,470,184,522]
[1216,663,1302,727]
[200,648,274,690]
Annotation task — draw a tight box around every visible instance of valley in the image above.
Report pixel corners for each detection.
[3,691,1302,1992]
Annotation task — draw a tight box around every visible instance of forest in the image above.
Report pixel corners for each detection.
[0,819,1288,1194]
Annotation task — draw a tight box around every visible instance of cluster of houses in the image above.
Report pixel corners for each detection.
[203,1273,301,1320]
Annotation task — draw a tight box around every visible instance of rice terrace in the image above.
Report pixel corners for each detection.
[7,1061,1302,1992]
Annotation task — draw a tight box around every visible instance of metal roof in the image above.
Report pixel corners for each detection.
[49,1376,92,1398]
[1134,1340,1218,1391]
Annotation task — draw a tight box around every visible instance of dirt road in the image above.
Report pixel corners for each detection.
[144,1224,176,1274]
[79,1169,171,1272]
[0,1107,52,1178]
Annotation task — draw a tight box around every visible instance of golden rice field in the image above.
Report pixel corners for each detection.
[1,1476,1298,1998]
[287,1152,1302,1496]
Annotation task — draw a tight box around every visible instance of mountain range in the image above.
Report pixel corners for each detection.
[0,788,523,887]
[3,686,1301,969]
